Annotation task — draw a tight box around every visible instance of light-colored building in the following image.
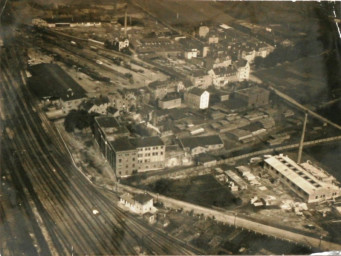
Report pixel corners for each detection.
[208,35,219,44]
[235,59,250,81]
[184,49,198,59]
[136,136,165,172]
[199,26,210,38]
[120,193,154,214]
[184,88,210,109]
[180,135,224,156]
[189,71,212,89]
[264,154,341,203]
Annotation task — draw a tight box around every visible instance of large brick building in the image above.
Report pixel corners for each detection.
[93,116,165,177]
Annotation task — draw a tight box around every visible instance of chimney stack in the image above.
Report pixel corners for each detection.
[124,4,128,37]
[297,112,308,164]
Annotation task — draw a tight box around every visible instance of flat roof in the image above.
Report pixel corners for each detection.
[134,136,164,148]
[110,137,136,152]
[28,63,86,101]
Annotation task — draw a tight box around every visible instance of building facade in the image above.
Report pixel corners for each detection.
[235,87,270,108]
[158,93,182,109]
[136,137,165,172]
[184,88,210,109]
[120,193,154,214]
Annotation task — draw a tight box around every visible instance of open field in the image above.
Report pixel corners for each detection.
[145,174,239,209]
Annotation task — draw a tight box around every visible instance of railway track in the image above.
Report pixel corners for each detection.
[1,37,200,255]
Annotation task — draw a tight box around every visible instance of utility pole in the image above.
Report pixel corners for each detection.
[124,3,128,37]
[297,112,308,164]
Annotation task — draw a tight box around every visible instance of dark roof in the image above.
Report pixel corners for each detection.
[234,59,248,68]
[110,137,136,152]
[188,88,207,96]
[236,87,269,97]
[180,135,224,149]
[133,193,153,205]
[95,116,120,128]
[160,92,181,102]
[134,136,164,148]
[148,80,167,89]
[28,63,86,101]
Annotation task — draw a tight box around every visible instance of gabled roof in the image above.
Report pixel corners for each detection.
[188,88,207,96]
[133,193,153,205]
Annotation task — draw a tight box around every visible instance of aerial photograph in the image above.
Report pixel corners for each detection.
[1,0,341,255]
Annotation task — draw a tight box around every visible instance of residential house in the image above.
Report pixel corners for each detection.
[235,59,250,81]
[120,193,154,214]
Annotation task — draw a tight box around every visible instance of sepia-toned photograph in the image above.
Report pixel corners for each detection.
[1,0,341,255]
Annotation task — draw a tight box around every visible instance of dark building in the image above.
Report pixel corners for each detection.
[28,63,87,114]
[234,87,270,108]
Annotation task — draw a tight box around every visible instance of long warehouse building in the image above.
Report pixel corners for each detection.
[264,154,340,203]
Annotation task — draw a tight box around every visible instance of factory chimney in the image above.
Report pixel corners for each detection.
[297,112,308,164]
[124,4,128,37]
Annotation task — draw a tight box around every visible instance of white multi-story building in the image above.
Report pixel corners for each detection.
[264,154,341,203]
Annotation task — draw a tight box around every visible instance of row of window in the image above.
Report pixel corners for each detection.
[138,152,163,157]
[137,146,164,151]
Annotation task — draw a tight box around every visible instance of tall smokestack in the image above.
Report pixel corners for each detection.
[297,112,308,164]
[124,4,128,37]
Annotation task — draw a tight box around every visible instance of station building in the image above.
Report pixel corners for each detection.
[264,154,340,203]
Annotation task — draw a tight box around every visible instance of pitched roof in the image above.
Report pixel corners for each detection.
[95,116,120,128]
[188,88,207,96]
[28,63,86,101]
[133,193,153,205]
[180,135,224,149]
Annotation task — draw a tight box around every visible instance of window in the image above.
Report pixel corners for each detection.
[132,158,135,161]
[119,159,122,163]
[161,152,163,155]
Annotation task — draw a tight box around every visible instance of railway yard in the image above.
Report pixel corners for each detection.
[1,0,341,255]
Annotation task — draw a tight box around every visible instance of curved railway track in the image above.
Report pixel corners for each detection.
[1,39,201,255]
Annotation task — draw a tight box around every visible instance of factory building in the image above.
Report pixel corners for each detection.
[94,116,165,176]
[264,154,341,203]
